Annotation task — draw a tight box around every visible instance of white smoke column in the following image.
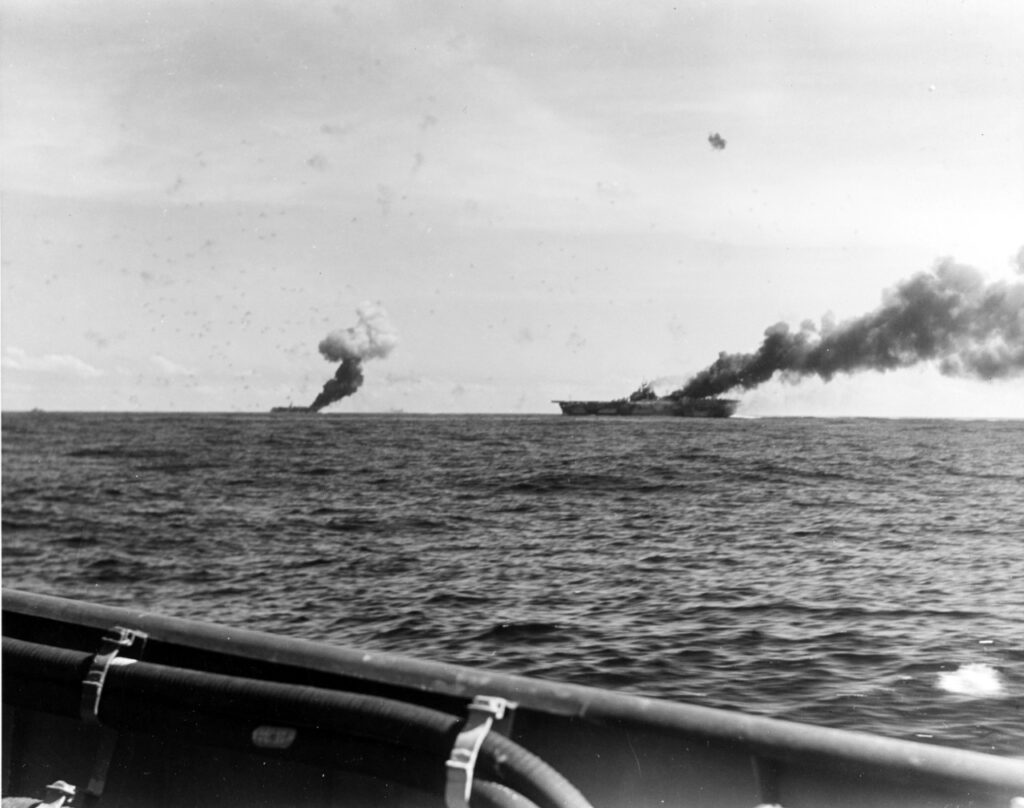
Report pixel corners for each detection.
[318,301,399,362]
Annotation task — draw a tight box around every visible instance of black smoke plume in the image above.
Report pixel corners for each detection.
[675,258,1024,399]
[308,303,398,411]
[309,358,365,411]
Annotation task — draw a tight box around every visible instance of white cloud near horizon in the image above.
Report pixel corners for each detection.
[150,355,197,377]
[2,347,104,378]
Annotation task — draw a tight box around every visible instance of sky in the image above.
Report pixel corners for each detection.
[2,0,1022,416]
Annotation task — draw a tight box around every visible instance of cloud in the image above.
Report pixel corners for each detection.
[2,346,103,377]
[151,355,196,376]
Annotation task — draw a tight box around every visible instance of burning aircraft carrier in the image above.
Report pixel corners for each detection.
[553,382,738,418]
[555,254,1024,417]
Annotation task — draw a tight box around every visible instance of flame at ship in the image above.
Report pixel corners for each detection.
[674,257,1024,399]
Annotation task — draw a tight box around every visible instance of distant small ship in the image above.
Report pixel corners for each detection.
[270,405,314,414]
[553,382,737,418]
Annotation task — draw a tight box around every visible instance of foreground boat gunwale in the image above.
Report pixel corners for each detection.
[4,588,1022,797]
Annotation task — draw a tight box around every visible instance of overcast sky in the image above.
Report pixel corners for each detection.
[2,0,1022,416]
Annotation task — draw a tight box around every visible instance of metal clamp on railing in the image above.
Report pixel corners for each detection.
[80,626,148,725]
[445,695,511,808]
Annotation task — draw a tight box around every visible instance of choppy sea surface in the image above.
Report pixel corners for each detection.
[3,412,1023,756]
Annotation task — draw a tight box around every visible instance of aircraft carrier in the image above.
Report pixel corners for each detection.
[553,382,737,418]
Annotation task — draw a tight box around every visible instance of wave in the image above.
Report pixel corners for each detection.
[474,621,570,641]
[936,663,1005,698]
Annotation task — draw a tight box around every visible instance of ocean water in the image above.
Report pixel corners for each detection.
[2,412,1022,756]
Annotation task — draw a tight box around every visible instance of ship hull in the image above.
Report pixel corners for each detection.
[554,397,737,417]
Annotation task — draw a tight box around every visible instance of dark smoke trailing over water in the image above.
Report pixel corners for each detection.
[675,258,1024,399]
[308,303,398,411]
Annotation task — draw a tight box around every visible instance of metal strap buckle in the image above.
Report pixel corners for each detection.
[80,627,147,725]
[444,695,511,808]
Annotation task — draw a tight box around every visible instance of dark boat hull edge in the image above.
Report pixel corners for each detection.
[3,590,1022,808]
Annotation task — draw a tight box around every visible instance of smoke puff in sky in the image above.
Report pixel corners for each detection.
[677,258,1024,399]
[318,302,400,362]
